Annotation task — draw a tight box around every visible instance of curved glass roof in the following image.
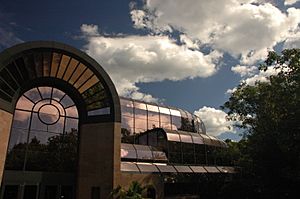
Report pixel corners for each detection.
[0,49,111,117]
[120,97,206,135]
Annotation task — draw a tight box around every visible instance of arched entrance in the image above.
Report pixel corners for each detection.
[0,41,121,199]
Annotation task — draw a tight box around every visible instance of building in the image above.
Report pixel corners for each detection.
[0,41,235,199]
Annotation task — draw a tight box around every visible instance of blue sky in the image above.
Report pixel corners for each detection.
[1,0,300,140]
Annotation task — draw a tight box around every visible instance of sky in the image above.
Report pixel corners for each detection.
[0,0,300,140]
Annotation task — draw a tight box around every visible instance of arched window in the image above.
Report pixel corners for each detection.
[5,87,79,172]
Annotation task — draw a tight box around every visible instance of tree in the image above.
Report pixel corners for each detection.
[111,181,146,199]
[222,49,300,198]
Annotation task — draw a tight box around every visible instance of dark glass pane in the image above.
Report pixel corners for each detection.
[23,54,37,78]
[87,107,110,116]
[91,187,100,199]
[148,131,157,146]
[50,52,62,77]
[171,115,181,130]
[3,185,19,199]
[23,185,37,199]
[195,144,206,165]
[7,62,24,85]
[0,68,18,91]
[5,148,25,170]
[34,52,43,77]
[169,152,182,164]
[183,152,195,164]
[43,51,51,76]
[15,57,30,80]
[61,186,73,199]
[0,78,14,97]
[45,186,58,199]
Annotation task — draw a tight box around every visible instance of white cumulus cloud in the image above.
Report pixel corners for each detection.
[131,0,300,64]
[194,106,237,136]
[231,65,258,77]
[80,24,222,101]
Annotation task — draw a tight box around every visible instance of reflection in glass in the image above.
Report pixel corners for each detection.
[5,87,79,172]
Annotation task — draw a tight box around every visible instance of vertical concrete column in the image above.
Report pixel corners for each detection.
[0,110,13,187]
[77,122,121,199]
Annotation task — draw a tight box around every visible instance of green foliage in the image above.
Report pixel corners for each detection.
[222,49,300,197]
[111,181,146,199]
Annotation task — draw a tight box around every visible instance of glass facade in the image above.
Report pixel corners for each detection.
[120,97,206,143]
[5,87,79,172]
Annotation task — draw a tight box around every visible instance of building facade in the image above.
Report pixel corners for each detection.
[0,41,235,199]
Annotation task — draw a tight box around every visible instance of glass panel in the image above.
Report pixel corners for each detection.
[68,63,87,85]
[78,75,99,93]
[135,118,147,133]
[24,88,41,103]
[52,88,65,101]
[174,166,193,173]
[159,107,170,115]
[170,109,181,117]
[87,107,110,116]
[3,185,19,199]
[204,166,220,173]
[61,186,73,199]
[65,106,78,118]
[190,166,207,173]
[121,144,137,159]
[160,114,171,129]
[48,117,64,134]
[151,150,168,162]
[0,78,14,97]
[169,152,182,164]
[121,162,140,172]
[200,134,213,145]
[155,164,176,173]
[65,118,78,133]
[63,58,79,81]
[121,115,134,136]
[179,132,193,143]
[57,55,70,78]
[171,115,181,130]
[8,128,28,150]
[148,105,159,130]
[23,54,36,79]
[31,113,47,132]
[33,100,51,112]
[51,100,65,116]
[50,52,61,77]
[166,132,180,142]
[43,51,51,76]
[136,163,159,173]
[148,131,157,146]
[38,87,52,99]
[44,186,58,199]
[16,96,34,111]
[134,145,153,160]
[120,98,134,116]
[74,68,93,89]
[34,53,43,77]
[38,104,60,125]
[0,69,18,91]
[192,134,204,144]
[60,94,74,108]
[24,185,37,199]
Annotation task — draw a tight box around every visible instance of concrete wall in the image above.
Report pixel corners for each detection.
[76,122,121,199]
[0,110,13,187]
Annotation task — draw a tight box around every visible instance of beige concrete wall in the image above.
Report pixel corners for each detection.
[0,109,13,187]
[76,122,121,199]
[119,173,164,199]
